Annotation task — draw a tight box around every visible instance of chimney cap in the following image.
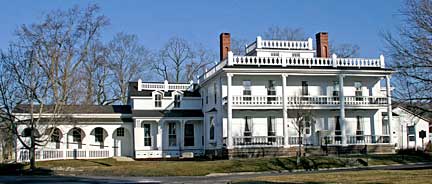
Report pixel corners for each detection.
[220,32,231,36]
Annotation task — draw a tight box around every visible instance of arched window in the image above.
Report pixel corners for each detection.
[94,127,104,142]
[50,128,62,143]
[72,128,82,142]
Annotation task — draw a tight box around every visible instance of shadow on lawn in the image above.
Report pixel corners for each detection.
[81,159,112,166]
[0,163,54,176]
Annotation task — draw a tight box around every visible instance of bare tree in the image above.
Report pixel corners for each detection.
[330,43,360,58]
[230,38,249,56]
[107,32,151,104]
[262,26,307,40]
[82,41,116,105]
[153,37,215,83]
[0,47,65,169]
[14,4,109,105]
[383,0,432,114]
[288,98,313,165]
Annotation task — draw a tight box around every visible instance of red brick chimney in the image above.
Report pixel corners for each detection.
[220,33,231,61]
[316,32,329,58]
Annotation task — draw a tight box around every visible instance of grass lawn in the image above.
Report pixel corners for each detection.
[24,154,431,176]
[234,169,432,184]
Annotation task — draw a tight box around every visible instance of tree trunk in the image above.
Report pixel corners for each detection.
[297,133,301,166]
[29,135,36,170]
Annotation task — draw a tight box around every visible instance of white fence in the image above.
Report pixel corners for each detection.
[17,149,111,162]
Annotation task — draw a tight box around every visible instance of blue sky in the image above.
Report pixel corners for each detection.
[0,0,404,58]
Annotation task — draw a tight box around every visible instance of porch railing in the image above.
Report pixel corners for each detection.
[346,135,391,144]
[17,149,110,162]
[232,136,284,147]
[321,135,391,145]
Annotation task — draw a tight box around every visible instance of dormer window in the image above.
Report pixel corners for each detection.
[174,94,181,108]
[155,93,162,107]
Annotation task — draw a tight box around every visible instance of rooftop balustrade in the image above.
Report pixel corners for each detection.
[198,51,386,82]
[137,79,193,91]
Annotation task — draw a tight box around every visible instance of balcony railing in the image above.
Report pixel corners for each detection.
[232,136,284,147]
[226,95,387,107]
[232,95,282,106]
[140,82,192,91]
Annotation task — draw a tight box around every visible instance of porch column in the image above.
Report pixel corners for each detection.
[386,75,393,143]
[157,121,163,150]
[180,120,185,151]
[338,74,347,145]
[282,74,288,147]
[227,73,233,148]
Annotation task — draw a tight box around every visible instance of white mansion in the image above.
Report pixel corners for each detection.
[15,32,431,161]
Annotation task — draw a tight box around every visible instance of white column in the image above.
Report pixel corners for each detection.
[179,120,185,152]
[386,75,393,143]
[338,74,347,145]
[282,74,288,147]
[157,121,163,150]
[227,73,233,148]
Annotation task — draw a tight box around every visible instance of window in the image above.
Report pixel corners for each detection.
[214,83,217,104]
[209,117,215,141]
[244,116,252,136]
[356,116,364,141]
[301,81,309,96]
[22,128,32,137]
[304,116,311,135]
[94,128,104,142]
[267,80,276,104]
[154,94,162,107]
[382,114,390,135]
[408,126,415,141]
[271,52,279,57]
[184,124,195,146]
[335,116,342,142]
[143,124,151,146]
[174,94,181,108]
[168,122,176,146]
[244,116,252,143]
[355,82,363,101]
[292,53,300,57]
[267,116,276,142]
[50,129,61,143]
[333,81,340,101]
[72,129,82,142]
[243,80,252,101]
[116,127,125,137]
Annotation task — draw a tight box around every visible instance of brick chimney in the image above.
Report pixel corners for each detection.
[220,33,231,61]
[316,32,329,58]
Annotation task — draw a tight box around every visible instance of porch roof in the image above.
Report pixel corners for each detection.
[132,110,203,118]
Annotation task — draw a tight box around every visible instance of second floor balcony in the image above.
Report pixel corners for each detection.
[224,95,388,109]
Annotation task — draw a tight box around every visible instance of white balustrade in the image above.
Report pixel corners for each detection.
[231,95,282,106]
[199,55,384,81]
[17,149,111,162]
[141,82,190,91]
[232,136,284,147]
[260,40,310,50]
